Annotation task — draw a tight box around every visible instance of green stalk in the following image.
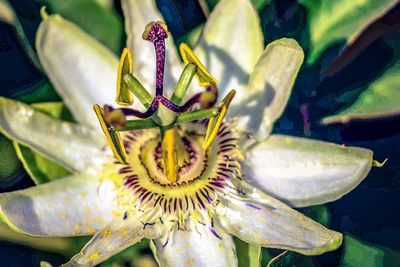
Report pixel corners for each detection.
[175,107,219,124]
[123,74,153,108]
[170,63,196,105]
[115,118,158,131]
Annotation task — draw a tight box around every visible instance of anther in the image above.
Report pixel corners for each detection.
[203,90,236,150]
[116,48,134,106]
[93,104,128,164]
[143,21,169,96]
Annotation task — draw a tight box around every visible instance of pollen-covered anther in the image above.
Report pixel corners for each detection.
[93,104,128,164]
[116,48,134,106]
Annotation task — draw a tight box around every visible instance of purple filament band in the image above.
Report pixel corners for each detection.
[182,93,201,111]
[181,84,219,111]
[105,83,218,120]
[159,96,185,112]
[104,100,158,119]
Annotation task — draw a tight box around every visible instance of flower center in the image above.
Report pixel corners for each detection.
[105,120,241,229]
[94,21,241,232]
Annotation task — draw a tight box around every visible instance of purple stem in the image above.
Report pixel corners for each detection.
[145,24,167,96]
[154,39,165,96]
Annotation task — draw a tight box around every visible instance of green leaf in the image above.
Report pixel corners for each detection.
[36,0,124,54]
[30,102,74,122]
[341,235,400,267]
[101,240,150,267]
[251,0,271,10]
[322,60,400,124]
[302,205,331,227]
[0,134,20,178]
[14,144,71,184]
[13,102,72,184]
[177,24,204,48]
[300,0,398,64]
[12,80,61,104]
[261,250,316,267]
[205,0,270,10]
[234,237,262,267]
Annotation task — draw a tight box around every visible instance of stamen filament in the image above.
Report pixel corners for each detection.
[123,74,153,108]
[175,107,219,124]
[170,63,197,105]
[115,118,158,131]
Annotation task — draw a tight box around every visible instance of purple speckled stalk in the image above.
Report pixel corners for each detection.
[144,24,168,96]
[159,96,185,112]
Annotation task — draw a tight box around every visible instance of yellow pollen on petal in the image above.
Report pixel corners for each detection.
[103,229,112,238]
[185,258,195,265]
[87,228,96,234]
[88,252,99,261]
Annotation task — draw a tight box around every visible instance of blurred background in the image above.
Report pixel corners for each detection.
[0,0,399,266]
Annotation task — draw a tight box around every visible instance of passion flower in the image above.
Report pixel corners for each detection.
[0,1,373,266]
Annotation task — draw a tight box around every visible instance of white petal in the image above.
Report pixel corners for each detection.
[64,217,163,266]
[152,223,238,267]
[36,14,118,128]
[242,135,373,207]
[230,38,304,138]
[0,174,116,237]
[122,0,182,93]
[217,181,343,255]
[0,97,107,173]
[194,0,264,96]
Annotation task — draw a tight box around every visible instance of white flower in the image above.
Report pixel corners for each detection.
[0,0,373,266]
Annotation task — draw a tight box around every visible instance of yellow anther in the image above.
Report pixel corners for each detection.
[142,21,169,40]
[179,43,217,87]
[93,104,128,164]
[116,48,134,106]
[203,90,236,150]
[161,128,179,183]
